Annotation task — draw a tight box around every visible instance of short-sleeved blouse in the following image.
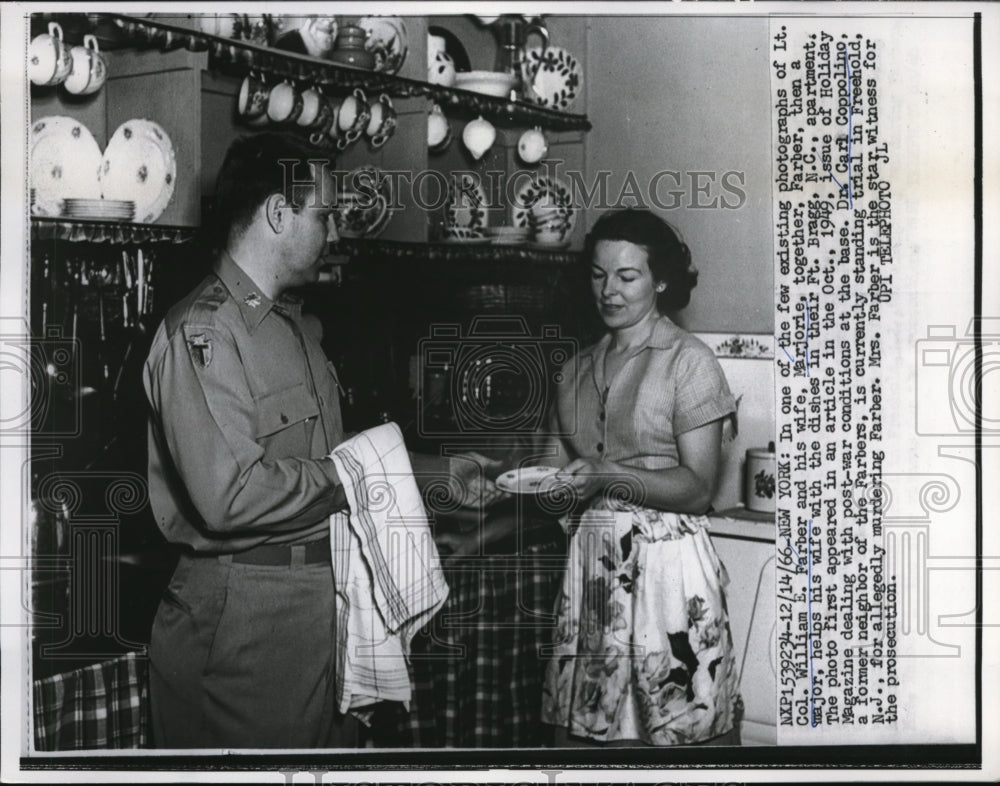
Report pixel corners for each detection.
[554,315,735,471]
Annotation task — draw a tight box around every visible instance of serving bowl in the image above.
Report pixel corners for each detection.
[454,71,517,98]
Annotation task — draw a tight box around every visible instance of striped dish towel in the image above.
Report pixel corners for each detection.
[329,422,449,720]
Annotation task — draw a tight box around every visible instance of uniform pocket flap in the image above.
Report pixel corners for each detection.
[256,383,319,438]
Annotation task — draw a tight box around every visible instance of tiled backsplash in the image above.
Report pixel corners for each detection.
[693,333,775,512]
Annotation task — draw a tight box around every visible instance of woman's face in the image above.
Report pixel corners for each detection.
[590,239,662,330]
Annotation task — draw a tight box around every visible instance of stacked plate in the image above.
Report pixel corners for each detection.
[486,226,529,246]
[99,119,177,224]
[30,116,103,217]
[63,198,135,221]
[443,226,488,244]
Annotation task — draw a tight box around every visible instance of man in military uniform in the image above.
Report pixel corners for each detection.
[142,133,497,748]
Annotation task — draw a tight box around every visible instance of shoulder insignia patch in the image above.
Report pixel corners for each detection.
[186,333,213,367]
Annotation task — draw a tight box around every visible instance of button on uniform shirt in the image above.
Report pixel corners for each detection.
[554,315,736,471]
[143,252,345,553]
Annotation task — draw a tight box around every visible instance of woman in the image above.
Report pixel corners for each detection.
[539,208,740,746]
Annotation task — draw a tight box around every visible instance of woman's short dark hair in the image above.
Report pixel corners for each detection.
[584,208,698,312]
[211,133,333,247]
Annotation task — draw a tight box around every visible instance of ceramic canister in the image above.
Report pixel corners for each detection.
[745,443,776,514]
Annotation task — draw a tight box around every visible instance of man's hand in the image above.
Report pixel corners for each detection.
[448,452,509,508]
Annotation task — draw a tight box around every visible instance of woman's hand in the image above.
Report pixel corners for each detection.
[550,457,620,502]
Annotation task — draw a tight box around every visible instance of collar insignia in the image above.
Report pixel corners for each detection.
[243,292,262,309]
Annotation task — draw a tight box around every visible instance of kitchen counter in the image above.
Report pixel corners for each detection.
[708,506,776,542]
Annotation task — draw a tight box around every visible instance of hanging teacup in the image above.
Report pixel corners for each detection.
[517,127,548,164]
[365,94,397,149]
[427,103,452,152]
[462,116,495,161]
[336,88,371,149]
[29,22,73,86]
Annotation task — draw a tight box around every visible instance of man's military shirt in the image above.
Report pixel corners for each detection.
[143,252,345,553]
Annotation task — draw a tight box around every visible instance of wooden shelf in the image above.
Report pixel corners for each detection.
[31,217,197,245]
[48,12,591,132]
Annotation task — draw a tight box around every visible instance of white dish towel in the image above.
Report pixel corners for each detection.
[328,422,449,720]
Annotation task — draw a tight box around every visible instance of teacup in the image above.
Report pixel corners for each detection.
[427,103,452,152]
[64,35,107,96]
[267,79,303,124]
[365,94,396,148]
[297,86,326,127]
[238,71,269,118]
[462,116,495,161]
[29,22,73,86]
[308,104,338,147]
[336,88,371,146]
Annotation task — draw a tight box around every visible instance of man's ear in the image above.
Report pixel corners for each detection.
[263,192,287,233]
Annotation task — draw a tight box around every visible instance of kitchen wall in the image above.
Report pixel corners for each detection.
[584,15,773,335]
[584,16,776,513]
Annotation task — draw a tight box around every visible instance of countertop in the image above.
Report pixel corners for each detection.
[707,506,776,542]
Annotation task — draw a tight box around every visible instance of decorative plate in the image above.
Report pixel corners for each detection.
[511,173,577,240]
[446,174,488,230]
[357,16,407,75]
[496,466,561,494]
[99,119,176,224]
[522,45,582,111]
[334,165,392,238]
[30,116,103,216]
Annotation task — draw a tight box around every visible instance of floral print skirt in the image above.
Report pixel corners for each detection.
[541,500,740,745]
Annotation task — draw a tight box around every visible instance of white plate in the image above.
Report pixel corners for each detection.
[63,201,135,220]
[443,236,490,245]
[30,116,103,216]
[511,174,576,241]
[446,174,488,230]
[357,16,407,75]
[100,119,176,224]
[523,45,582,111]
[496,466,562,495]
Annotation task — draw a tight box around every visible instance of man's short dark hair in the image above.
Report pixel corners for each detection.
[212,133,334,246]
